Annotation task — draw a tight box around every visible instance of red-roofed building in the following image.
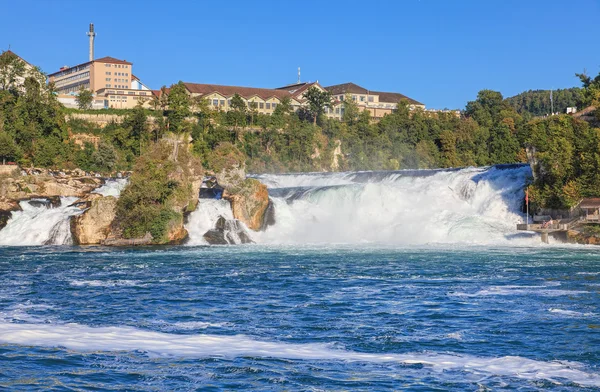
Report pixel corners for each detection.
[48,56,152,109]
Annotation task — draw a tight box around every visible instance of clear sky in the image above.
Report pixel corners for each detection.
[1,0,599,109]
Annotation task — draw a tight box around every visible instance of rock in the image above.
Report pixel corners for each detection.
[216,165,246,190]
[261,198,276,230]
[0,210,12,231]
[203,215,254,245]
[165,214,188,244]
[71,196,117,245]
[224,178,269,231]
[103,232,153,246]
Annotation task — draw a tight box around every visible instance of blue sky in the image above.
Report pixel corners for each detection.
[1,0,599,109]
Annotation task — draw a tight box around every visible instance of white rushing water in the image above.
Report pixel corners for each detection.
[93,178,128,197]
[249,165,533,245]
[0,321,598,387]
[0,197,82,246]
[186,199,237,245]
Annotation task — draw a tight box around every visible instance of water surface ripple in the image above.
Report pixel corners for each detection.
[0,245,599,390]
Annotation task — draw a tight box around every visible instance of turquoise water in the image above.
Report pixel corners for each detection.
[1,245,599,390]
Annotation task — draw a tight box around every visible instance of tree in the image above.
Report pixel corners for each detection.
[167,81,191,133]
[0,132,19,164]
[0,51,26,92]
[342,94,360,125]
[229,93,247,129]
[304,86,332,125]
[92,141,117,170]
[75,87,93,110]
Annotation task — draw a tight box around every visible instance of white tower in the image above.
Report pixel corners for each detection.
[87,23,96,61]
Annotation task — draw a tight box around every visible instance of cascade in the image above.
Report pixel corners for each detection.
[249,164,532,245]
[0,197,82,246]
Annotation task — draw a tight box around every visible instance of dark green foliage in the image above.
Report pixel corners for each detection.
[0,132,20,164]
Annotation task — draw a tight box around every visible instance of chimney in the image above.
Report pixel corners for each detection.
[86,23,96,61]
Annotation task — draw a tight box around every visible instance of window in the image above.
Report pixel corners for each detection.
[360,96,365,102]
[340,95,344,101]
[227,99,232,106]
[272,103,277,109]
[352,95,357,101]
[213,99,218,106]
[266,103,271,109]
[105,78,111,81]
[220,100,225,106]
[128,92,135,95]
[368,96,374,102]
[106,71,111,75]
[341,108,345,115]
[335,108,340,114]
[259,102,264,109]
[106,84,111,87]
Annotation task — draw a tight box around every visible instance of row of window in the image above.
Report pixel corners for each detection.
[104,63,129,69]
[55,71,90,86]
[211,99,279,110]
[104,72,129,76]
[105,84,128,89]
[54,64,90,79]
[58,83,90,94]
[337,94,375,103]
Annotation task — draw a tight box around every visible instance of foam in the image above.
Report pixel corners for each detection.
[69,279,145,287]
[548,308,594,317]
[0,321,599,387]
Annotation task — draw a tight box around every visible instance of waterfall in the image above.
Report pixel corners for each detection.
[0,197,82,246]
[186,199,237,245]
[250,164,532,245]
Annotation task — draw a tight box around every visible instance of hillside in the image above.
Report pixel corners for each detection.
[505,88,582,117]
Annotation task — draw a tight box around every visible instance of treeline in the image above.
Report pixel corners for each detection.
[505,88,582,117]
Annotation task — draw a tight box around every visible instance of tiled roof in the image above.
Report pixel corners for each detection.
[372,91,423,106]
[325,82,369,95]
[94,56,132,65]
[183,83,292,100]
[580,198,600,209]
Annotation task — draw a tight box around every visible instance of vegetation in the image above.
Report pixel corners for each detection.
[505,88,582,117]
[75,87,93,110]
[115,140,202,242]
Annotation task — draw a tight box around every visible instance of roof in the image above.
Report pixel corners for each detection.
[94,56,132,65]
[579,198,600,209]
[325,82,369,95]
[372,90,423,106]
[0,50,34,68]
[183,83,292,100]
[48,56,131,76]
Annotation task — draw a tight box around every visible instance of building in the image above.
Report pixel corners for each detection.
[48,56,152,109]
[179,81,328,115]
[0,50,45,92]
[324,82,425,120]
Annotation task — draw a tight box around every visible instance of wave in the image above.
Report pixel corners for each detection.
[0,321,598,387]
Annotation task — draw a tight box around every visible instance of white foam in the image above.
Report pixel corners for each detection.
[92,178,128,197]
[0,322,599,387]
[548,308,594,317]
[0,197,81,246]
[254,166,536,245]
[69,279,145,287]
[451,285,587,297]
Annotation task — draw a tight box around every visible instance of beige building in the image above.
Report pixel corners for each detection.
[48,56,151,109]
[324,82,425,120]
[0,50,46,93]
[172,81,333,115]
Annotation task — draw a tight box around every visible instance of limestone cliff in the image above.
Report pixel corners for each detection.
[71,194,117,245]
[224,178,269,231]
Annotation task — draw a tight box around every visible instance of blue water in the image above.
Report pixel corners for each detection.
[1,245,599,390]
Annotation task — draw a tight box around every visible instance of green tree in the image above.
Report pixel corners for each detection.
[229,93,247,129]
[0,51,26,92]
[0,132,19,164]
[304,86,332,125]
[75,87,94,110]
[167,81,191,133]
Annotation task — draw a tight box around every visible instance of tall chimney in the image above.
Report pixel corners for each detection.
[86,23,96,61]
